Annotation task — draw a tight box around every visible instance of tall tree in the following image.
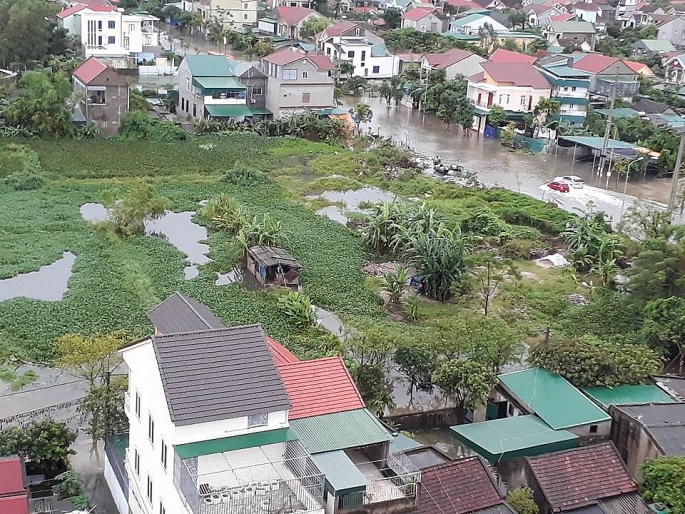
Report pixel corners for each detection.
[507,10,527,31]
[300,17,330,39]
[383,8,402,29]
[642,297,685,375]
[350,103,373,133]
[0,0,55,68]
[55,332,125,387]
[433,359,496,423]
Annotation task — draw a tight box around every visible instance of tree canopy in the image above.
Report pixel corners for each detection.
[0,0,56,68]
[641,457,685,514]
[0,419,76,471]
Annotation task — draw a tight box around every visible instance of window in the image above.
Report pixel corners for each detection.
[498,94,510,105]
[108,20,115,29]
[88,89,106,105]
[148,414,155,445]
[129,23,136,31]
[134,448,140,476]
[326,47,331,55]
[159,502,166,514]
[193,104,197,117]
[98,20,102,31]
[186,77,191,92]
[134,391,141,418]
[248,413,269,427]
[347,50,355,58]
[244,13,248,19]
[589,424,598,434]
[98,36,102,46]
[507,404,514,416]
[282,69,297,80]
[253,87,263,96]
[361,50,366,60]
[244,2,248,7]
[520,95,526,106]
[146,475,153,503]
[108,36,116,44]
[571,86,577,92]
[355,27,361,36]
[160,440,168,470]
[124,36,130,48]
[302,71,308,79]
[372,65,380,74]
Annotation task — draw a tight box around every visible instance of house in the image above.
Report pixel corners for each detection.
[654,15,685,47]
[664,53,685,83]
[467,62,553,132]
[448,12,509,34]
[471,0,506,10]
[72,57,129,136]
[268,0,314,11]
[625,58,656,78]
[537,57,591,125]
[246,245,302,287]
[192,0,258,28]
[543,19,596,49]
[261,47,335,117]
[526,4,565,27]
[570,1,601,22]
[401,7,448,32]
[260,6,325,40]
[0,456,28,514]
[178,55,265,121]
[572,53,640,99]
[609,403,685,478]
[501,443,651,514]
[316,22,398,78]
[451,415,579,464]
[490,48,537,64]
[57,4,160,68]
[416,457,516,514]
[632,38,677,55]
[491,368,611,438]
[421,48,487,80]
[582,384,675,411]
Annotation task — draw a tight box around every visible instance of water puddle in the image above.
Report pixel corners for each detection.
[313,306,348,339]
[307,186,395,225]
[411,428,476,460]
[0,252,76,301]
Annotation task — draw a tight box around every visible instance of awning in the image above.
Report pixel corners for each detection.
[205,104,253,118]
[193,76,245,91]
[174,427,297,459]
[311,450,368,493]
[249,107,273,116]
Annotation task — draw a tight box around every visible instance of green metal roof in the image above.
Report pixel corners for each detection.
[451,415,579,464]
[390,433,422,454]
[174,427,296,459]
[442,32,481,41]
[559,136,636,150]
[310,450,369,493]
[449,13,489,28]
[582,385,675,410]
[595,108,640,119]
[249,107,273,116]
[184,54,234,77]
[205,104,253,118]
[639,39,676,52]
[289,409,392,454]
[498,368,610,430]
[192,76,245,91]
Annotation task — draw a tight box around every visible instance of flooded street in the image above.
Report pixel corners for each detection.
[350,97,679,224]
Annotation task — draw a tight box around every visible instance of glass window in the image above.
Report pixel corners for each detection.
[520,95,526,106]
[98,20,102,30]
[571,86,577,91]
[148,414,155,445]
[347,50,355,58]
[161,440,168,470]
[361,50,366,60]
[253,87,263,96]
[302,71,308,79]
[372,66,380,73]
[244,13,248,19]
[282,69,297,80]
[248,413,269,427]
[108,20,115,29]
[159,502,166,514]
[129,23,135,31]
[146,475,153,503]
[135,391,141,418]
[107,36,115,44]
[134,448,140,476]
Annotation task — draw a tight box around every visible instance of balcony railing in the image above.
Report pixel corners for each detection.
[339,473,420,510]
[124,392,131,417]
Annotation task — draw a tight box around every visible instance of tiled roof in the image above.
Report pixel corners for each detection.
[277,356,365,419]
[0,457,24,495]
[262,48,334,70]
[649,13,677,25]
[403,7,438,20]
[146,292,225,334]
[549,20,596,32]
[395,52,425,62]
[481,62,551,88]
[184,54,235,77]
[527,3,558,14]
[320,21,358,37]
[152,325,291,425]
[490,48,537,64]
[572,53,619,73]
[613,403,685,456]
[56,3,88,18]
[526,443,637,511]
[73,56,108,85]
[624,59,653,74]
[550,13,574,21]
[425,48,477,68]
[267,337,300,366]
[275,5,318,25]
[417,457,505,514]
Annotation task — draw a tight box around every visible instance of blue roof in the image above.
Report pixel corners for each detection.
[595,108,641,119]
[541,64,591,78]
[389,433,422,453]
[310,451,368,493]
[298,42,316,52]
[371,43,389,57]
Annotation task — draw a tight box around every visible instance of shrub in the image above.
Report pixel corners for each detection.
[502,238,536,259]
[198,194,248,234]
[507,225,542,241]
[118,111,187,142]
[641,456,685,513]
[278,291,316,328]
[223,167,267,186]
[4,171,45,190]
[507,487,538,514]
[383,267,406,304]
[404,292,421,321]
[460,209,508,238]
[235,213,289,254]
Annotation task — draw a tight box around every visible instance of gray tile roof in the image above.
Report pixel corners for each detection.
[599,493,651,514]
[617,403,685,455]
[152,324,292,425]
[146,292,225,334]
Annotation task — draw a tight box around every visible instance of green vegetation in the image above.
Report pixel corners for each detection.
[0,419,76,472]
[383,28,486,57]
[507,488,539,514]
[641,457,685,514]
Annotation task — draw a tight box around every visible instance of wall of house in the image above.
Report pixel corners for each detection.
[443,55,485,81]
[468,83,552,112]
[609,409,664,479]
[80,11,122,52]
[265,59,334,116]
[241,73,268,109]
[177,60,205,119]
[499,459,550,513]
[565,420,611,441]
[575,8,598,23]
[60,14,81,35]
[105,453,129,514]
[658,18,685,47]
[330,42,396,78]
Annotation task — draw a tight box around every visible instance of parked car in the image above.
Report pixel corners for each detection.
[548,181,570,193]
[555,175,585,188]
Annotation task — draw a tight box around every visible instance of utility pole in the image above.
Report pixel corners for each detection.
[668,131,685,213]
[597,69,618,183]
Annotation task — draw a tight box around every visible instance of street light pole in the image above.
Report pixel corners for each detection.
[619,156,644,222]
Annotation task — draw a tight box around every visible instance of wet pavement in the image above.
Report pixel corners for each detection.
[0,252,76,302]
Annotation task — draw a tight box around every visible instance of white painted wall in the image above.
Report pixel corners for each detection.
[104,456,129,514]
[468,82,552,112]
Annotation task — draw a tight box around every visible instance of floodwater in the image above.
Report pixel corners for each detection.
[308,186,396,224]
[389,368,451,415]
[313,305,348,338]
[350,97,680,224]
[0,252,76,302]
[412,428,476,460]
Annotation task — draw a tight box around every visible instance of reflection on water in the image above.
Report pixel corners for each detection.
[309,186,396,224]
[388,367,451,415]
[0,252,76,301]
[412,428,476,460]
[313,306,347,339]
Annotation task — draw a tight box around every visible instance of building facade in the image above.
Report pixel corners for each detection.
[193,0,259,29]
[537,57,591,125]
[401,8,447,32]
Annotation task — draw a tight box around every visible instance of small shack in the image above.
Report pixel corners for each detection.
[246,246,302,288]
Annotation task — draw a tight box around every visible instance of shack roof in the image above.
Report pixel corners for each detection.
[146,292,225,334]
[612,403,685,456]
[451,415,579,463]
[248,245,302,268]
[498,368,610,430]
[582,384,675,410]
[310,450,368,493]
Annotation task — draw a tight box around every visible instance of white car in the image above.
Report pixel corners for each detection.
[554,175,585,189]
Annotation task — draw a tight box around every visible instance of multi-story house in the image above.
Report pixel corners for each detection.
[106,292,422,514]
[543,19,597,49]
[401,7,448,32]
[193,0,258,29]
[57,4,159,68]
[258,6,325,40]
[262,48,335,117]
[536,56,590,126]
[72,57,130,136]
[448,12,509,34]
[467,62,552,132]
[664,53,685,84]
[267,0,314,10]
[652,15,685,48]
[631,38,676,56]
[420,48,486,81]
[178,54,268,121]
[526,4,566,27]
[571,53,639,99]
[316,22,398,78]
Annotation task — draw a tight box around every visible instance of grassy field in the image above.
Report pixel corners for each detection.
[0,135,578,363]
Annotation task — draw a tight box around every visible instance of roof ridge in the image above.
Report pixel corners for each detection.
[177,292,215,330]
[153,323,263,339]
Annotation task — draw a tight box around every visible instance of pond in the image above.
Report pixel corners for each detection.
[0,252,76,302]
[308,186,395,225]
[313,306,348,339]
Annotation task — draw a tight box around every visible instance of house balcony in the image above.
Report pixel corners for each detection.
[141,24,159,33]
[175,440,325,514]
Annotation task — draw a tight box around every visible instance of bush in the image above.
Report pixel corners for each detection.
[507,225,542,241]
[641,456,685,513]
[507,488,539,514]
[5,171,45,190]
[118,111,187,142]
[461,209,508,238]
[502,239,536,259]
[223,168,267,186]
[198,194,248,234]
[278,291,316,328]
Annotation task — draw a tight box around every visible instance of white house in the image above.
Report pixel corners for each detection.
[57,4,159,67]
[448,13,509,35]
[316,22,398,78]
[421,48,486,81]
[401,7,448,32]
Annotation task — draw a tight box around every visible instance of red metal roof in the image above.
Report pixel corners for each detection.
[0,497,29,514]
[624,59,650,73]
[0,457,25,496]
[73,56,108,84]
[267,337,300,366]
[550,13,574,21]
[56,3,88,18]
[481,62,550,88]
[490,48,537,64]
[263,48,334,70]
[277,356,365,419]
[417,457,505,514]
[572,53,620,73]
[526,443,637,511]
[275,6,317,25]
[403,7,437,21]
[425,48,476,68]
[89,5,117,11]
